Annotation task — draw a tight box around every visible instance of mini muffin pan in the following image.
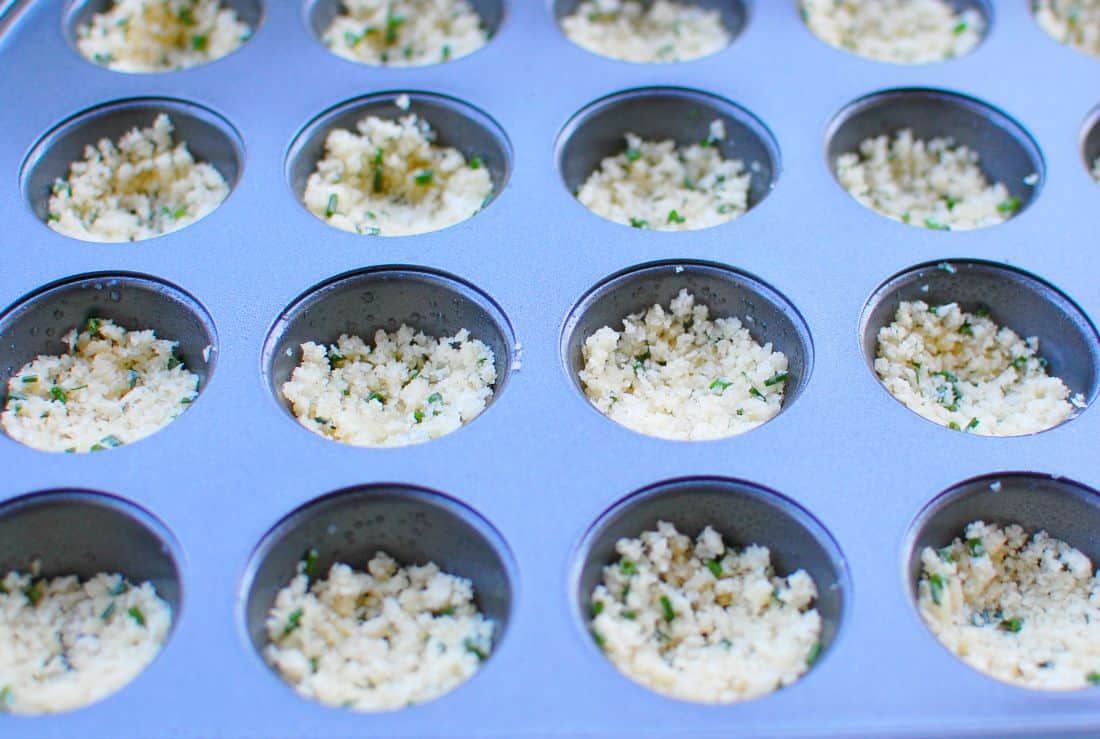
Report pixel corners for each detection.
[1,1,1100,736]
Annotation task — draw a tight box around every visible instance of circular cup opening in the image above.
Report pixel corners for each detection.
[0,273,219,451]
[859,259,1100,434]
[286,92,512,235]
[557,87,779,222]
[552,0,748,59]
[64,0,263,72]
[904,472,1100,687]
[306,0,505,62]
[241,484,516,706]
[1082,105,1100,183]
[800,0,992,64]
[0,489,182,713]
[561,260,813,436]
[262,266,514,442]
[572,477,849,699]
[20,97,244,237]
[826,88,1044,224]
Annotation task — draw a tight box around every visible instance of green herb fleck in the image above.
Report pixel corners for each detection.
[629,217,649,229]
[806,641,823,666]
[709,377,732,392]
[975,306,990,317]
[385,10,406,44]
[21,376,37,384]
[938,547,957,562]
[764,372,789,387]
[441,44,451,60]
[167,355,182,370]
[749,386,764,399]
[660,595,675,622]
[101,601,115,620]
[949,421,961,431]
[179,7,195,25]
[86,317,101,335]
[304,549,320,581]
[373,148,385,193]
[924,218,950,231]
[966,418,979,431]
[620,559,637,576]
[100,435,123,448]
[591,601,604,617]
[414,169,434,185]
[1000,617,1023,633]
[191,34,207,51]
[1088,672,1100,685]
[427,392,443,404]
[953,20,968,34]
[929,574,945,605]
[464,639,488,661]
[49,387,67,404]
[414,409,424,423]
[469,155,483,169]
[997,196,1020,214]
[706,558,723,577]
[667,209,686,225]
[283,608,303,636]
[23,580,43,606]
[325,194,338,218]
[625,147,642,162]
[367,391,386,404]
[967,538,985,557]
[127,606,145,626]
[960,322,973,336]
[593,629,606,648]
[622,610,637,620]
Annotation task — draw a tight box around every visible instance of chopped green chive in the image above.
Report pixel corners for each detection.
[629,217,649,229]
[997,196,1020,214]
[667,209,686,225]
[463,639,488,661]
[592,629,606,648]
[966,418,979,431]
[86,317,101,335]
[468,155,483,170]
[427,392,443,404]
[325,194,338,218]
[764,372,789,387]
[706,558,723,577]
[191,34,207,51]
[129,370,138,389]
[179,7,195,25]
[622,610,637,620]
[953,20,968,34]
[967,538,985,557]
[749,386,764,399]
[441,44,451,60]
[625,147,642,162]
[128,606,145,626]
[938,547,957,563]
[943,196,958,210]
[367,391,386,404]
[660,595,675,622]
[591,601,604,617]
[929,574,945,605]
[1088,672,1100,685]
[373,148,385,193]
[959,322,973,336]
[304,548,320,581]
[101,601,115,620]
[1012,356,1028,370]
[806,641,823,666]
[620,559,637,576]
[0,685,10,709]
[975,306,990,317]
[385,11,406,44]
[414,410,424,424]
[100,435,123,448]
[20,376,37,384]
[949,421,961,431]
[167,355,182,370]
[435,606,455,617]
[23,580,43,606]
[111,581,129,596]
[924,218,950,231]
[49,387,67,403]
[709,377,732,392]
[414,169,434,185]
[1000,617,1023,633]
[283,608,303,636]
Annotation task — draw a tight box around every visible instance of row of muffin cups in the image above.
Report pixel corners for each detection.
[55,0,1094,73]
[3,467,1098,718]
[19,86,1100,242]
[0,255,1096,452]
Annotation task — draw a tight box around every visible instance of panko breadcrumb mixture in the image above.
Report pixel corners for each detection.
[576,120,751,232]
[264,552,493,712]
[800,0,984,63]
[835,129,1022,231]
[281,326,496,447]
[874,300,1083,436]
[303,112,492,236]
[76,0,251,72]
[1,318,199,453]
[579,290,788,441]
[590,521,822,703]
[561,0,730,63]
[919,521,1100,690]
[0,570,170,715]
[47,114,229,243]
[323,0,488,66]
[1034,0,1100,56]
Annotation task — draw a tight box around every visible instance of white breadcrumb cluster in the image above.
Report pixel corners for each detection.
[303,113,492,236]
[47,114,229,243]
[874,300,1083,436]
[590,521,822,703]
[282,326,496,448]
[76,0,251,72]
[577,120,751,232]
[579,290,788,441]
[561,0,730,63]
[919,521,1100,690]
[0,570,170,715]
[1,319,200,454]
[1034,0,1100,55]
[323,0,488,66]
[264,553,494,712]
[800,0,983,64]
[836,129,1023,231]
